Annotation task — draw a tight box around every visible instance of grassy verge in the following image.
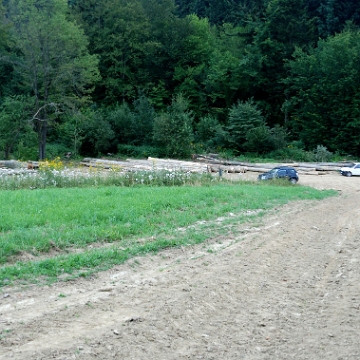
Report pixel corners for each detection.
[0,182,336,287]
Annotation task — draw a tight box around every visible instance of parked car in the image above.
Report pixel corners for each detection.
[340,163,360,177]
[258,166,299,184]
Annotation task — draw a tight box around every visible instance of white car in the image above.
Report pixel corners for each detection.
[340,163,360,177]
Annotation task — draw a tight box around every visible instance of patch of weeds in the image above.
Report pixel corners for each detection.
[58,293,66,298]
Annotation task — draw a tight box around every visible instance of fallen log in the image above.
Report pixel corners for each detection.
[81,157,208,173]
[209,165,248,173]
[0,160,22,169]
[195,154,346,172]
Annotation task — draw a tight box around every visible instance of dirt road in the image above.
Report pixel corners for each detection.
[1,173,360,359]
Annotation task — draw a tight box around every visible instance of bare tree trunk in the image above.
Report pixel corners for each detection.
[33,103,57,160]
[38,119,47,160]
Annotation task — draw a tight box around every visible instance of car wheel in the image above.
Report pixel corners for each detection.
[346,171,352,177]
[289,178,298,184]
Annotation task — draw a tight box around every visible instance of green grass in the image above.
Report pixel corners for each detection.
[0,182,336,287]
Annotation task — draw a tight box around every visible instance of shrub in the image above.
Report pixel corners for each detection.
[312,145,333,162]
[79,108,115,156]
[45,143,73,159]
[245,124,272,153]
[153,94,194,158]
[227,99,264,151]
[195,115,228,151]
[268,141,313,162]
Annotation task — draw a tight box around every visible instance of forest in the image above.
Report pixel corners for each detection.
[0,0,360,161]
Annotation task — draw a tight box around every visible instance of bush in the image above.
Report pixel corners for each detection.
[245,124,272,153]
[268,141,313,162]
[45,143,73,159]
[195,115,228,151]
[227,99,264,151]
[312,145,333,162]
[79,109,115,156]
[153,94,194,158]
[106,102,133,145]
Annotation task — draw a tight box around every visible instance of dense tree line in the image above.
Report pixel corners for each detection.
[0,0,359,160]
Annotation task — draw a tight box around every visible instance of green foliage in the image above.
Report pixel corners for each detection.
[269,124,288,150]
[7,0,100,159]
[79,108,115,156]
[106,102,134,145]
[285,26,360,155]
[54,110,87,157]
[106,95,155,148]
[175,0,266,26]
[267,141,336,162]
[45,143,73,159]
[312,145,333,162]
[1,0,360,158]
[317,0,360,37]
[153,94,194,158]
[172,15,214,115]
[0,95,37,159]
[227,99,265,150]
[195,115,228,151]
[0,4,19,99]
[268,144,314,162]
[15,134,38,160]
[244,124,272,153]
[117,144,167,159]
[131,94,156,145]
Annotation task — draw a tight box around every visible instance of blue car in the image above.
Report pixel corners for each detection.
[258,166,299,184]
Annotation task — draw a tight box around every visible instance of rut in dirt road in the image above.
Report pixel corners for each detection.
[1,175,360,360]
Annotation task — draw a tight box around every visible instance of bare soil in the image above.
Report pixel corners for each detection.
[1,172,360,359]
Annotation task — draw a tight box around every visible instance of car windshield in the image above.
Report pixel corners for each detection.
[269,168,279,174]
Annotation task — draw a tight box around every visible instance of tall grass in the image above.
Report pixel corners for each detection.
[0,167,216,190]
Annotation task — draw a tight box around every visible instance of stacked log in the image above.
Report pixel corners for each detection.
[0,160,22,169]
[192,154,353,175]
[80,157,209,173]
[79,156,353,176]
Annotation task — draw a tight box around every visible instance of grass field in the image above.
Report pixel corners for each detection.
[0,180,336,287]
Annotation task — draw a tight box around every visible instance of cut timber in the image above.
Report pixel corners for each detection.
[193,154,347,173]
[81,157,208,173]
[0,160,22,169]
[80,157,345,176]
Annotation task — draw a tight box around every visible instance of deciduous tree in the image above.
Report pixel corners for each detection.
[7,0,99,159]
[285,26,360,155]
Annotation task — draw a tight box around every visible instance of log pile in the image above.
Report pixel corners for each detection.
[0,156,353,177]
[80,156,354,175]
[0,160,22,169]
[80,157,209,173]
[193,154,353,175]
